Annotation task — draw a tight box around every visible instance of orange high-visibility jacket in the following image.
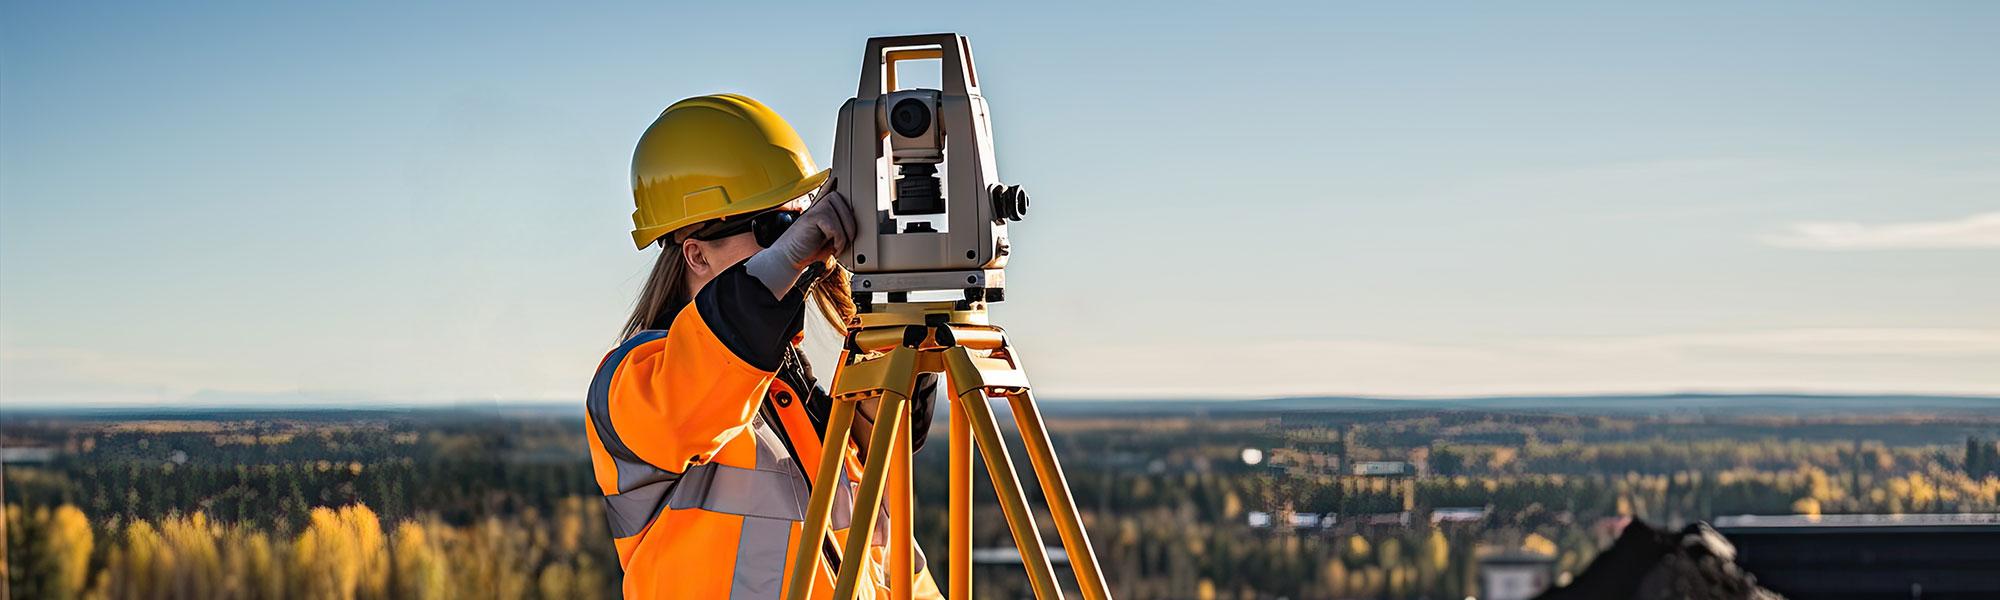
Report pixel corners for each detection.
[586,264,942,599]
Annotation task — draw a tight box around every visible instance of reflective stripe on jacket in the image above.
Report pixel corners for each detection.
[585,264,941,600]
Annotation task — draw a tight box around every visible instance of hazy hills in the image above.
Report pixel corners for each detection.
[1040,393,2000,416]
[6,393,1997,421]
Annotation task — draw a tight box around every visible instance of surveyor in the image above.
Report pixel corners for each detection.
[585,93,943,599]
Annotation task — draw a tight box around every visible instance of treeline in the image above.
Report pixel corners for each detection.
[8,457,592,534]
[9,410,2000,599]
[6,501,615,599]
[2,417,619,599]
[1967,436,2000,479]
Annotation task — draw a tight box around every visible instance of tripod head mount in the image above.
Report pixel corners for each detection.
[831,34,1028,308]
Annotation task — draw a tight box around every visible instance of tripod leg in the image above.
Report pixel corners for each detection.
[888,394,913,600]
[832,392,909,600]
[1006,388,1112,600]
[948,379,1064,599]
[948,384,972,599]
[784,399,858,600]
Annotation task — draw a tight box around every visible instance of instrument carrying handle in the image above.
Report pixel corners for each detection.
[861,33,978,98]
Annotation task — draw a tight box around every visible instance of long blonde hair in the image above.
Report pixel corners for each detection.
[621,243,854,341]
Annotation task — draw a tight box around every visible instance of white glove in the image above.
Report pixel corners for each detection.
[744,182,858,298]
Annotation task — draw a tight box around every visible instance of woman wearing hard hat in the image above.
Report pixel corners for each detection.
[585,94,941,599]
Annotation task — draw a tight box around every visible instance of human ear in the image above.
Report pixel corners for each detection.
[681,238,712,278]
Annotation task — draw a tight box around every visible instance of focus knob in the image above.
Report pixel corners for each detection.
[990,184,1030,222]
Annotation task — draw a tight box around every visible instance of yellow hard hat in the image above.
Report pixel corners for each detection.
[628,94,830,249]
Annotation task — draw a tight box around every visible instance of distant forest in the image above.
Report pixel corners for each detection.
[6,398,2000,599]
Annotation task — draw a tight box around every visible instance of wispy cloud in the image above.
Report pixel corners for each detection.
[1759,211,2000,250]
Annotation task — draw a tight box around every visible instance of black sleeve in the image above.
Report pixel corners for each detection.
[908,373,937,454]
[694,261,808,372]
[798,355,937,455]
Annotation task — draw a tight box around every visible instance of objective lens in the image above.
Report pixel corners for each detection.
[890,98,931,138]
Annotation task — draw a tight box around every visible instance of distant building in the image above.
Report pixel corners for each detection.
[1431,506,1487,523]
[1288,512,1335,529]
[1352,460,1408,476]
[970,547,1068,565]
[1478,550,1555,600]
[1264,447,1340,475]
[1357,512,1411,527]
[1246,510,1336,530]
[1247,511,1272,528]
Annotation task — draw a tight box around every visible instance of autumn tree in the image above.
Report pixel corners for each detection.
[291,505,388,599]
[4,504,94,599]
[390,522,448,600]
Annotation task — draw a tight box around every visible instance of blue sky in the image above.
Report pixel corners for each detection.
[3,2,1996,405]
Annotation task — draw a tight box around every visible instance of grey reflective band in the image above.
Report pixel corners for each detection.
[588,329,687,519]
[821,464,892,540]
[727,417,808,599]
[830,473,855,530]
[604,475,674,539]
[661,417,813,521]
[666,463,808,521]
[600,405,820,544]
[587,330,669,467]
[604,459,812,538]
[729,516,794,599]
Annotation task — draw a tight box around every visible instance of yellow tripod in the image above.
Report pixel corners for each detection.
[781,299,1112,600]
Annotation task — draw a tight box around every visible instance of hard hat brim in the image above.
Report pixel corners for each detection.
[630,168,831,249]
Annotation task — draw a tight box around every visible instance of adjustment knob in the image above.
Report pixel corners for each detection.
[990,184,1030,222]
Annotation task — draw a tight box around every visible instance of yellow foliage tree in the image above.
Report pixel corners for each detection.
[5,504,97,599]
[1791,497,1822,518]
[1423,530,1451,574]
[223,527,286,600]
[157,511,225,598]
[1377,537,1404,570]
[391,521,449,600]
[292,505,388,599]
[1357,565,1385,597]
[1523,533,1558,557]
[1341,534,1371,566]
[537,562,578,600]
[104,519,170,600]
[46,505,96,598]
[441,517,533,600]
[1320,558,1348,597]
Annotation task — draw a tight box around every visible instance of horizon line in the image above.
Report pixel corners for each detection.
[5,389,1998,413]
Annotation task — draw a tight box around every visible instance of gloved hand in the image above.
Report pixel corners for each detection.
[744,180,858,299]
[849,373,937,456]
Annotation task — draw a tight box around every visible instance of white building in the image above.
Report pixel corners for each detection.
[1432,506,1488,523]
[1478,551,1555,600]
[1352,460,1408,476]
